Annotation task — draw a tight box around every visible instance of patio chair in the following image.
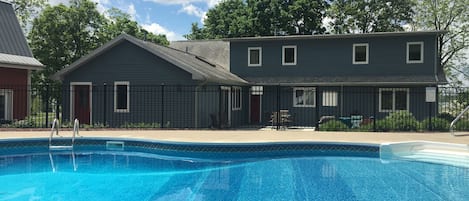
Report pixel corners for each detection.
[350,115,363,128]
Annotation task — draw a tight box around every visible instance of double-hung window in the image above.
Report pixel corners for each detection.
[293,87,315,107]
[353,43,369,64]
[407,42,424,63]
[232,87,242,110]
[114,81,130,112]
[248,47,262,66]
[282,45,297,65]
[379,88,409,112]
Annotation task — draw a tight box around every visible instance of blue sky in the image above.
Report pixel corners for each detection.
[50,0,223,41]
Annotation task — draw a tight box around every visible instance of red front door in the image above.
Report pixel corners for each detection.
[250,95,261,124]
[74,85,90,124]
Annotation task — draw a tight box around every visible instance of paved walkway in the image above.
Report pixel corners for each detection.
[1,130,468,145]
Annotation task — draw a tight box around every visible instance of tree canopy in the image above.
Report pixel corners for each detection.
[412,0,469,84]
[185,0,414,39]
[6,0,46,30]
[185,0,329,39]
[328,0,414,34]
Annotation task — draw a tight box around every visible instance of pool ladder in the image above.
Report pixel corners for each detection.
[49,118,80,150]
[450,105,469,136]
[49,118,80,172]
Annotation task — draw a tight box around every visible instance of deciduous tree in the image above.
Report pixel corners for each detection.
[328,0,414,33]
[412,0,469,84]
[5,0,46,30]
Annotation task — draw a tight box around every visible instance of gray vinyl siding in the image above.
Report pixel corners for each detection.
[230,87,250,127]
[230,35,436,79]
[258,86,436,127]
[195,85,220,128]
[62,41,200,126]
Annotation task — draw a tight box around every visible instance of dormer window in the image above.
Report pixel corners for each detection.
[407,42,424,63]
[282,45,297,65]
[353,43,368,64]
[248,47,262,66]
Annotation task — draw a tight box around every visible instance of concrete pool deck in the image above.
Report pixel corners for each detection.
[0,130,469,145]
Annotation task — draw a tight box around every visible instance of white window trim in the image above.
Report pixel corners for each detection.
[282,45,297,66]
[406,42,424,64]
[248,47,262,67]
[352,43,369,64]
[0,89,13,120]
[231,87,242,111]
[293,87,316,108]
[379,88,410,112]
[114,81,130,113]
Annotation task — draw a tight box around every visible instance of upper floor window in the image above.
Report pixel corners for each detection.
[248,47,262,67]
[282,45,297,66]
[293,87,315,107]
[114,81,130,113]
[353,43,369,64]
[232,87,242,110]
[379,88,409,112]
[407,42,424,63]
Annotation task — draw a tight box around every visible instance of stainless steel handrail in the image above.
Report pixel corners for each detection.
[49,118,59,148]
[49,118,79,172]
[450,105,469,136]
[49,118,79,149]
[72,118,80,145]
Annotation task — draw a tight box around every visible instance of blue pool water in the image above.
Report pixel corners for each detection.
[0,140,468,201]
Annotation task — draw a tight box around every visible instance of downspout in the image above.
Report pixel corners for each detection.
[27,69,31,116]
[340,85,344,116]
[434,35,439,84]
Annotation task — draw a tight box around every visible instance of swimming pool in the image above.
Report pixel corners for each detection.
[0,138,468,201]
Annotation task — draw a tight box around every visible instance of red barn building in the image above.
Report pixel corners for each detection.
[0,1,43,122]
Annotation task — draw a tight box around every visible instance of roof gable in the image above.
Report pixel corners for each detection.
[52,34,247,85]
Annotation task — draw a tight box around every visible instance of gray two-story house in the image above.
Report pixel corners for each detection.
[227,31,446,126]
[53,31,446,128]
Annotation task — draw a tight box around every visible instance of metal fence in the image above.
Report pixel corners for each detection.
[1,84,468,132]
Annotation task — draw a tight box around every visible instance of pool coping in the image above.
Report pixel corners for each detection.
[0,130,468,145]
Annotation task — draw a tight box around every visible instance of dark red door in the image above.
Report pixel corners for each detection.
[250,95,261,124]
[74,85,90,124]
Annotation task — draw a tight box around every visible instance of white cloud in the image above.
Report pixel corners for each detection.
[322,17,333,33]
[127,3,137,20]
[141,23,185,41]
[179,4,205,18]
[145,0,222,19]
[145,0,221,7]
[48,0,70,6]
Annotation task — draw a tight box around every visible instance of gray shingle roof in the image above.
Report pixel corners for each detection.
[0,1,33,57]
[170,40,230,70]
[0,53,43,69]
[244,74,447,86]
[225,31,446,42]
[53,34,247,85]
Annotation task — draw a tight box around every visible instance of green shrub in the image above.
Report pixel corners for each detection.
[421,117,450,131]
[120,122,161,128]
[319,120,348,131]
[437,113,455,122]
[374,119,392,132]
[374,111,420,132]
[454,120,469,131]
